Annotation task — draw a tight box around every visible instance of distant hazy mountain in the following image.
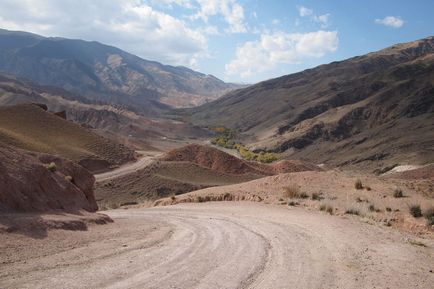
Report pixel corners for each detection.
[0,28,241,112]
[188,36,434,171]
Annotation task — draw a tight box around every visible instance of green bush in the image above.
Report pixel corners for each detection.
[46,162,57,172]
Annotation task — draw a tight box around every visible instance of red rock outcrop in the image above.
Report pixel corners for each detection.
[0,143,97,213]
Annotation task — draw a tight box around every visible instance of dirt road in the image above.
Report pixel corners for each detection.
[95,152,161,182]
[1,202,433,289]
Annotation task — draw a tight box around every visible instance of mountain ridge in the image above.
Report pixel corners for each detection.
[0,28,242,111]
[187,36,434,171]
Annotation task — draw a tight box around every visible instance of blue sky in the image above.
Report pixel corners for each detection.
[0,0,433,83]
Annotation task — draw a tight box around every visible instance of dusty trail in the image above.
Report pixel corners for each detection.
[1,203,433,289]
[95,152,161,182]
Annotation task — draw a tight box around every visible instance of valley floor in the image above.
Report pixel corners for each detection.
[1,202,433,289]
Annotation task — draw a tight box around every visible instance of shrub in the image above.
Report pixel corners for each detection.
[170,193,176,201]
[299,192,309,199]
[345,207,360,215]
[311,192,323,201]
[393,188,404,198]
[319,202,334,214]
[424,207,434,226]
[386,207,392,212]
[47,162,57,172]
[354,179,363,190]
[282,185,300,199]
[409,204,422,218]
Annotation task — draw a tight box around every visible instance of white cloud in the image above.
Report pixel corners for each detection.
[225,30,338,78]
[192,0,247,33]
[314,13,330,28]
[298,6,313,17]
[0,0,208,68]
[375,16,404,28]
[272,19,280,25]
[298,6,331,28]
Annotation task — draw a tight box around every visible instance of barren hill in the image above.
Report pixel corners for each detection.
[0,29,241,110]
[95,144,319,208]
[0,143,97,213]
[0,104,134,172]
[188,37,434,171]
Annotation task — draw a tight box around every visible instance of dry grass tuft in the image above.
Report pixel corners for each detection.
[424,207,434,226]
[319,201,334,214]
[282,185,301,199]
[354,179,363,190]
[393,188,404,198]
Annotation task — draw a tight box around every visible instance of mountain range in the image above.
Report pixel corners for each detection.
[188,36,434,171]
[0,29,241,112]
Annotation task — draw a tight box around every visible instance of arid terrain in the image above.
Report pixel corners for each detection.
[1,203,433,289]
[0,25,433,289]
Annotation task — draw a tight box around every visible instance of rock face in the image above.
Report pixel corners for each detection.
[189,37,434,171]
[0,143,97,213]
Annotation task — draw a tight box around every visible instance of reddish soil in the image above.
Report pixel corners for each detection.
[162,144,320,176]
[0,142,97,213]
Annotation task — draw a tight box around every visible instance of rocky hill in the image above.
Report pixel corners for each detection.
[0,104,135,172]
[0,142,97,212]
[0,29,241,111]
[188,37,434,171]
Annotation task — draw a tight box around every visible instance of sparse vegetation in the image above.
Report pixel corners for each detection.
[368,203,381,212]
[311,192,323,201]
[46,162,57,172]
[424,207,434,226]
[282,185,300,199]
[345,207,360,215]
[211,131,278,163]
[393,188,404,198]
[409,204,422,218]
[319,201,334,214]
[64,175,73,182]
[354,179,363,190]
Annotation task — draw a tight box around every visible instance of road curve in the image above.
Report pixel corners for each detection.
[94,153,161,182]
[1,203,433,289]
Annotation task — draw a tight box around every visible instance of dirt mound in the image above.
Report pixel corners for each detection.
[162,144,267,175]
[0,104,135,172]
[162,144,320,175]
[95,160,257,209]
[0,142,97,213]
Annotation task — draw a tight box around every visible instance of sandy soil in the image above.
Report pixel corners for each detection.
[156,169,434,235]
[1,202,433,289]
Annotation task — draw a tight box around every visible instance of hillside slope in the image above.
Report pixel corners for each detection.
[189,37,434,171]
[0,104,134,172]
[0,29,241,110]
[0,142,97,213]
